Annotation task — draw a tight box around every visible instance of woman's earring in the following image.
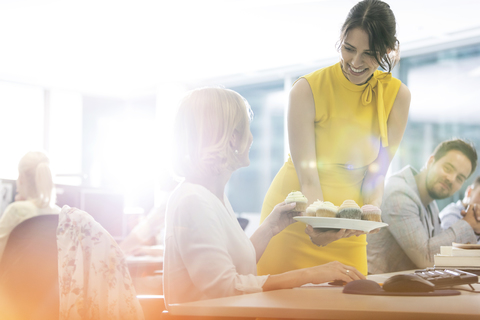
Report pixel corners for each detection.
[234,150,239,154]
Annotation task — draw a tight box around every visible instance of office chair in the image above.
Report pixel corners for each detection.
[57,205,144,319]
[0,207,146,320]
[0,214,60,320]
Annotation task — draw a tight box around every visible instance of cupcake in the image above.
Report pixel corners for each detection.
[285,191,308,213]
[316,201,338,218]
[361,205,382,222]
[306,199,323,217]
[336,200,362,220]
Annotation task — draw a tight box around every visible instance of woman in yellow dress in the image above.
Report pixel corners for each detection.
[257,0,411,276]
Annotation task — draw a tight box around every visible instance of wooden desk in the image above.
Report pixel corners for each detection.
[127,255,163,296]
[167,273,480,320]
[126,255,163,277]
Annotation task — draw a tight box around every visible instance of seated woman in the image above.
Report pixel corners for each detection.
[163,88,365,306]
[0,151,61,262]
[120,175,178,257]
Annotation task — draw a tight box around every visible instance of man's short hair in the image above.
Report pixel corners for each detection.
[432,139,477,177]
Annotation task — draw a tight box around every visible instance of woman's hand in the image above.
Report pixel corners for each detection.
[262,260,366,291]
[264,202,298,237]
[305,225,364,247]
[304,261,366,284]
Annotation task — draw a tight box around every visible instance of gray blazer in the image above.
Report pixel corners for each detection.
[367,166,476,274]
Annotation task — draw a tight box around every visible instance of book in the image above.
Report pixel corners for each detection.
[452,242,480,249]
[434,254,480,267]
[451,247,480,257]
[440,246,452,255]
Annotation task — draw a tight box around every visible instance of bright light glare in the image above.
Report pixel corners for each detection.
[94,114,156,208]
[0,82,44,180]
[49,89,83,185]
[155,83,186,189]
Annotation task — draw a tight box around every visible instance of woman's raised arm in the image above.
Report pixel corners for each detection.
[288,78,323,205]
[362,83,411,208]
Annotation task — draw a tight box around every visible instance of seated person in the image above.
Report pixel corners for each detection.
[439,176,480,243]
[121,206,166,256]
[368,139,480,273]
[164,87,365,306]
[120,177,179,297]
[120,176,178,257]
[0,151,61,262]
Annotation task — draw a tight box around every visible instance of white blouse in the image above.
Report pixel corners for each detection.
[164,182,268,306]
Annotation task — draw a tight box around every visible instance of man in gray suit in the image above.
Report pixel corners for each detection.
[368,139,480,274]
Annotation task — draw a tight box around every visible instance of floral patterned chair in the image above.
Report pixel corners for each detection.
[56,205,145,320]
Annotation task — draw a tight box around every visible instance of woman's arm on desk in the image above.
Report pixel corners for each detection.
[262,261,364,291]
[250,201,366,290]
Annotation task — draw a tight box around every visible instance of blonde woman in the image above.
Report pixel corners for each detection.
[0,151,60,262]
[163,88,365,306]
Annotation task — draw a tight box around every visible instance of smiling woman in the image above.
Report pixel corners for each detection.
[340,28,386,85]
[338,0,399,84]
[257,0,411,277]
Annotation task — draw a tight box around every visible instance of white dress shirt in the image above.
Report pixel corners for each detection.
[164,182,268,306]
[368,166,477,273]
[439,200,480,243]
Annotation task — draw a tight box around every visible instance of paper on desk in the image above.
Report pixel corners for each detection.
[125,255,163,262]
[297,275,388,289]
[298,282,342,288]
[366,274,390,283]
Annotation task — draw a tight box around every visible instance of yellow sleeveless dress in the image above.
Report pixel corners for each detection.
[257,62,401,276]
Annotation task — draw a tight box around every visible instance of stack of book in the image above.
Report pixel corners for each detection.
[434,243,480,274]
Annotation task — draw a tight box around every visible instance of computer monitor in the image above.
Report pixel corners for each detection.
[0,179,16,217]
[55,184,81,209]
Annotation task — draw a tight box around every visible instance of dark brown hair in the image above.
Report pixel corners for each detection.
[338,0,399,72]
[432,139,478,177]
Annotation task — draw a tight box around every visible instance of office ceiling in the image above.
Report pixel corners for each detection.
[0,0,479,97]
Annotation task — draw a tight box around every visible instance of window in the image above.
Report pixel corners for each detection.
[392,43,480,209]
[228,81,286,213]
[0,82,44,180]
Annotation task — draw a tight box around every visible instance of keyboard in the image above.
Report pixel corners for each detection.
[414,268,479,288]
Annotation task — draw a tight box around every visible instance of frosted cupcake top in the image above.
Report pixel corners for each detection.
[339,199,361,210]
[285,191,308,203]
[306,199,324,213]
[361,204,381,214]
[318,201,339,213]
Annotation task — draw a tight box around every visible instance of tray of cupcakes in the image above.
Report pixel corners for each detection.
[285,191,388,233]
